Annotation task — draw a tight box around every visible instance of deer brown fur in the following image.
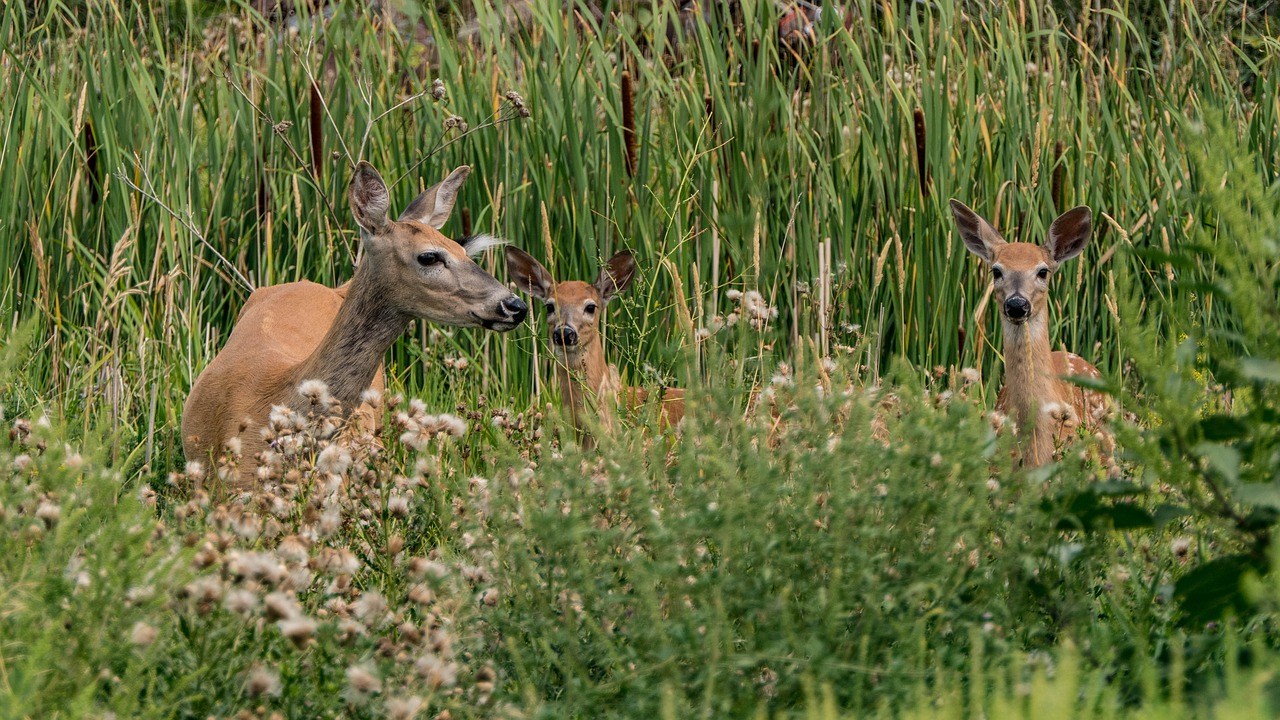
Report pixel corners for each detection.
[950,199,1110,466]
[505,247,685,444]
[182,162,528,488]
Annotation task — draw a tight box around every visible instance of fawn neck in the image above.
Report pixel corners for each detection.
[554,339,617,432]
[292,268,407,414]
[1001,312,1062,464]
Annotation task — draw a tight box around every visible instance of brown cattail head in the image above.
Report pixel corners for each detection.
[621,70,637,177]
[257,145,270,219]
[309,82,324,181]
[460,207,473,238]
[913,107,929,199]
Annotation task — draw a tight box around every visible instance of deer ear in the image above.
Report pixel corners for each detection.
[949,199,1006,264]
[350,162,391,235]
[399,166,471,229]
[595,250,637,302]
[505,246,555,301]
[1046,206,1092,264]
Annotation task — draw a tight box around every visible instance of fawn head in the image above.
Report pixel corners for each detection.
[349,162,528,330]
[504,247,638,359]
[950,199,1092,326]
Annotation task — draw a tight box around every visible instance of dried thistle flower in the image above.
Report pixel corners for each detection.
[316,444,352,476]
[130,622,158,647]
[36,499,61,526]
[387,695,426,720]
[352,590,388,623]
[244,665,282,698]
[224,588,258,616]
[278,616,318,648]
[345,664,382,697]
[264,591,302,621]
[415,654,458,689]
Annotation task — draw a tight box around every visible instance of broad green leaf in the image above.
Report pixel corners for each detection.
[1198,415,1249,441]
[1239,358,1280,384]
[1194,441,1241,484]
[1174,554,1263,627]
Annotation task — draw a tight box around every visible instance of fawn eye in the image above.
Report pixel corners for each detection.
[991,267,1004,281]
[544,300,556,313]
[1037,267,1050,280]
[417,251,444,267]
[584,302,597,315]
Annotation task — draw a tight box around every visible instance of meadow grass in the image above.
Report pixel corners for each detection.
[4,0,1273,463]
[3,0,1280,716]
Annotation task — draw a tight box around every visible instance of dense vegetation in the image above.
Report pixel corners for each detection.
[3,0,1280,716]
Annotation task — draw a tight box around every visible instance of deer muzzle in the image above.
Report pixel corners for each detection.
[475,295,528,331]
[551,326,579,347]
[1003,295,1031,322]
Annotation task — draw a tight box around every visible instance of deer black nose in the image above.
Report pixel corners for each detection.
[1004,296,1031,320]
[501,295,528,324]
[551,326,578,347]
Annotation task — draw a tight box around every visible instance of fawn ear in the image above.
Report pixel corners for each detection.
[350,162,391,235]
[505,246,555,301]
[949,199,1006,264]
[399,166,471,229]
[595,250,638,302]
[1046,206,1092,264]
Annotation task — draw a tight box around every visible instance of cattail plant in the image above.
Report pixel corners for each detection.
[913,107,929,199]
[620,69,637,177]
[1052,140,1065,211]
[309,82,324,181]
[83,120,99,204]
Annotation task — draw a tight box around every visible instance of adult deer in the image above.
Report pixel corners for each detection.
[182,162,528,487]
[950,199,1109,466]
[504,247,685,444]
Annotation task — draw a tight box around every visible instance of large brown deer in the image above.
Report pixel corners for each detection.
[504,247,685,444]
[183,162,528,486]
[950,199,1110,466]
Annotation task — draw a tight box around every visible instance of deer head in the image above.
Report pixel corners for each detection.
[504,247,638,360]
[950,199,1092,327]
[349,162,528,330]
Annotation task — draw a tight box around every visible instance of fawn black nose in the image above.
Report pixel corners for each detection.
[501,295,529,324]
[1004,296,1031,320]
[551,326,578,347]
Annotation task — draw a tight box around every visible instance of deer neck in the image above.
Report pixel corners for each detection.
[1001,312,1061,464]
[292,268,408,414]
[554,340,618,431]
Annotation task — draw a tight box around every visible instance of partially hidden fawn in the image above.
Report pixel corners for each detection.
[182,162,528,489]
[950,199,1112,467]
[504,246,685,446]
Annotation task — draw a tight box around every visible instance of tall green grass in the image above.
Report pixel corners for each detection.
[3,0,1274,477]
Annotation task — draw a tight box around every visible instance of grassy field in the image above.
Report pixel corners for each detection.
[4,0,1280,716]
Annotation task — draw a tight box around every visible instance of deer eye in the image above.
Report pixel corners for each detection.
[584,302,597,315]
[991,267,1004,281]
[1037,267,1050,280]
[544,300,556,313]
[417,251,444,267]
